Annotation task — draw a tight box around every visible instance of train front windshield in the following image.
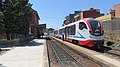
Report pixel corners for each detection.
[89,20,103,36]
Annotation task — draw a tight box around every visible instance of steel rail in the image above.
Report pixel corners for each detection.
[47,40,64,67]
[48,38,82,67]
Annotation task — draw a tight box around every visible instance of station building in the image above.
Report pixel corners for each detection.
[29,10,40,36]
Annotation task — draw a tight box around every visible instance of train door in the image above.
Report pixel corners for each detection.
[64,27,69,41]
[65,27,67,40]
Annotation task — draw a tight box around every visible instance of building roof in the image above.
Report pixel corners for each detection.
[32,9,40,20]
[114,3,120,6]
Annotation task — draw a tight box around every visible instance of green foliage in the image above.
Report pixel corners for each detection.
[1,0,33,35]
[0,11,5,33]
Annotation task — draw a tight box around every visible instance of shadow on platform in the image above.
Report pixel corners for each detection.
[23,41,44,46]
[0,64,6,67]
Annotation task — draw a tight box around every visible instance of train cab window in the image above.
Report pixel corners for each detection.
[79,22,87,30]
[89,20,100,31]
[89,20,102,36]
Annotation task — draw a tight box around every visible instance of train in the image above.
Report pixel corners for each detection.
[53,18,104,48]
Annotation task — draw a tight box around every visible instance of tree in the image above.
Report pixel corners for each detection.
[2,0,33,40]
[0,11,5,33]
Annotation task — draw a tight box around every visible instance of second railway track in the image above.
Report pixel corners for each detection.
[100,47,120,61]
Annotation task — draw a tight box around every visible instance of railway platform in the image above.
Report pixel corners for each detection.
[51,36,120,67]
[0,39,48,67]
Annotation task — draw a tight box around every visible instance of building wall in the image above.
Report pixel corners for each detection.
[64,14,74,25]
[29,10,40,36]
[110,9,115,16]
[114,4,120,17]
[69,14,75,23]
[95,14,112,21]
[83,10,100,19]
[63,8,100,25]
[74,8,100,21]
[31,12,39,25]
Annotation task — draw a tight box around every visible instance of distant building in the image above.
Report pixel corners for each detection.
[37,24,46,37]
[63,8,101,25]
[96,14,112,21]
[100,13,105,16]
[29,10,40,36]
[110,4,120,17]
[74,11,81,21]
[74,8,100,22]
[48,28,54,33]
[99,3,120,22]
[63,14,75,25]
[114,4,120,17]
[110,9,115,17]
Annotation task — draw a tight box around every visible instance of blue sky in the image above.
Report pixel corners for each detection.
[29,0,120,29]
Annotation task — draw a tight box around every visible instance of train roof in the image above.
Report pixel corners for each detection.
[60,18,90,29]
[58,18,100,29]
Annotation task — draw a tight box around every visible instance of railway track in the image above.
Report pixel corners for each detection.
[85,45,120,61]
[47,38,82,67]
[101,47,120,61]
[106,49,120,57]
[47,37,102,67]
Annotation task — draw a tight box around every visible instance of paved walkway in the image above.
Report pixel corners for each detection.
[0,39,47,67]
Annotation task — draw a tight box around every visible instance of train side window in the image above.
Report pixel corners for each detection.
[69,25,76,35]
[62,28,65,34]
[54,30,58,34]
[59,29,62,34]
[68,27,70,34]
[59,28,64,34]
[79,22,87,30]
[68,27,70,35]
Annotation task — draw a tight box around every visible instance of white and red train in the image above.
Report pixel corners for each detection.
[53,18,104,48]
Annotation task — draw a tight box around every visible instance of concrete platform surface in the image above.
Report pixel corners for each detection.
[0,39,48,67]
